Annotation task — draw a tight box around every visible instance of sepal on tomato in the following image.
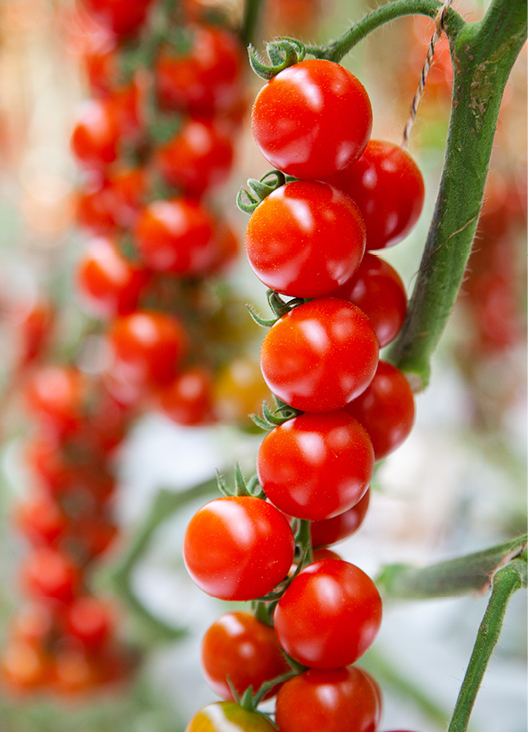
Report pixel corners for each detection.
[248,38,306,80]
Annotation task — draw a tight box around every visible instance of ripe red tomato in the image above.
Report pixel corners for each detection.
[275,666,382,732]
[201,612,290,701]
[330,252,407,347]
[17,301,54,368]
[77,237,149,318]
[260,298,379,413]
[16,496,68,547]
[24,367,86,436]
[251,59,372,179]
[0,639,53,692]
[22,548,80,604]
[156,25,245,115]
[65,597,113,649]
[183,496,295,601]
[274,558,382,668]
[10,605,55,647]
[134,198,219,274]
[71,99,120,170]
[325,140,425,250]
[77,168,146,235]
[185,702,276,732]
[83,0,155,36]
[344,361,415,460]
[310,489,370,547]
[257,411,373,521]
[245,181,365,298]
[159,366,215,426]
[108,311,188,388]
[156,119,234,196]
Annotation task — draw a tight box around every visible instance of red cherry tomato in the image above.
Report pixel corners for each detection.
[183,496,295,601]
[310,489,370,548]
[156,119,234,197]
[201,612,290,701]
[108,311,188,388]
[330,252,407,347]
[16,496,68,546]
[156,25,245,115]
[258,411,373,521]
[134,198,219,274]
[71,99,120,170]
[344,361,415,460]
[10,605,55,647]
[274,558,382,668]
[24,367,86,436]
[0,639,53,692]
[260,298,379,413]
[326,140,425,250]
[77,237,149,318]
[65,597,113,649]
[275,666,382,732]
[245,181,366,298]
[22,548,80,604]
[185,702,276,732]
[17,301,54,368]
[159,366,215,426]
[251,59,372,179]
[83,0,155,36]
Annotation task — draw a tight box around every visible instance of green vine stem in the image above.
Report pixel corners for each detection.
[240,0,267,48]
[447,558,525,732]
[376,534,527,599]
[107,477,219,643]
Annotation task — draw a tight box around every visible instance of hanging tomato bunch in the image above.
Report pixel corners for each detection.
[184,42,425,731]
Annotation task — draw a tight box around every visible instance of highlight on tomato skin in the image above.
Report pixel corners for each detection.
[251,58,372,180]
[183,496,295,602]
[274,558,382,669]
[274,665,382,732]
[245,180,366,298]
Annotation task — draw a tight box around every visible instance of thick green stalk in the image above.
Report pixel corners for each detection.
[387,0,527,387]
[447,560,525,732]
[241,0,266,48]
[376,534,527,599]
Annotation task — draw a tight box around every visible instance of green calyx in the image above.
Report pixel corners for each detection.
[248,37,306,80]
[237,169,286,214]
[216,464,265,499]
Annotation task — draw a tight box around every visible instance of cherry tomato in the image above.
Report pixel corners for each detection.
[71,99,120,170]
[159,366,215,426]
[16,495,68,546]
[251,59,372,179]
[22,548,80,604]
[310,489,370,548]
[344,361,415,460]
[183,496,295,601]
[257,411,373,521]
[156,25,245,115]
[134,198,219,274]
[325,140,425,250]
[156,119,234,197]
[207,221,239,274]
[17,301,54,368]
[185,702,276,732]
[108,311,188,388]
[260,298,379,413]
[10,605,55,647]
[77,237,149,318]
[83,0,155,36]
[275,666,382,732]
[245,181,365,298]
[24,366,86,436]
[213,357,272,425]
[65,597,113,649]
[52,644,99,696]
[0,640,53,693]
[274,558,382,668]
[201,612,290,701]
[330,252,407,347]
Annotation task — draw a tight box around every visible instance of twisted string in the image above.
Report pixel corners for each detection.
[402,0,453,149]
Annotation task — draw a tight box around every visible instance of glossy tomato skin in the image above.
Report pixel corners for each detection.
[71,99,120,170]
[185,702,276,732]
[326,140,425,250]
[77,237,149,318]
[310,489,370,548]
[260,298,379,413]
[245,181,365,298]
[251,59,372,180]
[274,558,382,669]
[275,666,382,732]
[134,198,218,274]
[156,25,245,115]
[201,612,290,701]
[344,361,415,460]
[258,411,373,521]
[156,119,234,197]
[83,0,155,36]
[108,311,188,389]
[183,496,295,602]
[159,367,215,426]
[330,253,407,347]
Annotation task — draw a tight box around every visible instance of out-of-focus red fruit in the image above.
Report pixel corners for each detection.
[22,548,80,604]
[83,0,155,37]
[16,495,68,547]
[65,597,113,649]
[159,366,215,426]
[24,367,86,437]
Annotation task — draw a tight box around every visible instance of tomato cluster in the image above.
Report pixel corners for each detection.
[185,55,424,730]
